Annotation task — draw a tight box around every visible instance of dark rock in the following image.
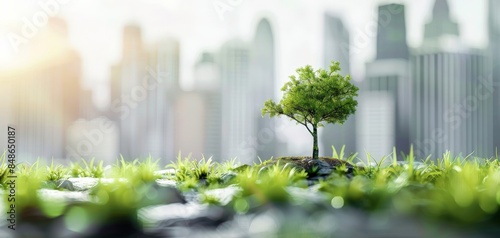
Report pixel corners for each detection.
[201,185,241,206]
[183,190,201,204]
[57,180,75,191]
[156,183,186,205]
[220,172,237,184]
[307,160,333,176]
[139,182,186,207]
[263,157,358,185]
[84,214,144,238]
[41,180,59,190]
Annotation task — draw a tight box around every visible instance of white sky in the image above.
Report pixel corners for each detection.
[0,0,488,107]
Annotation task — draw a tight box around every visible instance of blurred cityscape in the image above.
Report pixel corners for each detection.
[0,0,498,165]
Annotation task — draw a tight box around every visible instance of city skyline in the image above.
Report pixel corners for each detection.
[0,0,488,110]
[0,0,498,162]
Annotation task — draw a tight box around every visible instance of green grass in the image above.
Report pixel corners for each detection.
[3,149,500,230]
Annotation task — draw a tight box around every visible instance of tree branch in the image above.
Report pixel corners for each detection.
[287,113,314,136]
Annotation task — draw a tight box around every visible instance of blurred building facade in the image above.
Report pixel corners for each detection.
[410,0,493,158]
[0,18,84,162]
[358,3,411,161]
[489,0,500,151]
[173,52,223,160]
[218,40,255,163]
[110,25,179,161]
[193,52,222,160]
[320,13,357,157]
[251,18,278,160]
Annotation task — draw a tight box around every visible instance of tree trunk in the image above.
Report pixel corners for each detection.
[312,125,319,160]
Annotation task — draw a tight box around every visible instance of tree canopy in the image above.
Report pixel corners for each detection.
[262,61,358,160]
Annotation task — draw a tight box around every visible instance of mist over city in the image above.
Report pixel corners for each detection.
[0,0,497,165]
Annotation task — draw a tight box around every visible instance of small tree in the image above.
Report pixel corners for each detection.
[262,61,358,160]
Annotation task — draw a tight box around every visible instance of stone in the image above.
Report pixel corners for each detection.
[139,202,232,236]
[67,177,99,191]
[57,180,75,191]
[147,182,186,205]
[154,169,176,178]
[155,179,177,188]
[37,189,91,203]
[220,172,237,184]
[201,185,242,206]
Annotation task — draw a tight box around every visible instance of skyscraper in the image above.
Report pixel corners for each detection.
[218,40,254,163]
[320,13,356,157]
[147,38,180,161]
[111,24,149,160]
[488,0,500,151]
[111,26,180,161]
[411,0,493,158]
[358,3,410,161]
[193,52,222,160]
[173,52,222,161]
[0,18,83,162]
[251,18,277,160]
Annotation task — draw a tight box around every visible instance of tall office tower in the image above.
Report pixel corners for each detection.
[251,18,277,160]
[147,38,180,162]
[358,3,410,161]
[411,0,493,158]
[320,14,357,157]
[218,40,254,163]
[173,52,222,161]
[489,0,500,151]
[112,27,181,161]
[0,18,82,162]
[193,52,222,160]
[111,24,149,160]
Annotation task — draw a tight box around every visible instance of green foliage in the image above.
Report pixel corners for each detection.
[70,158,104,178]
[6,153,500,230]
[46,160,68,181]
[15,160,46,211]
[235,163,308,204]
[0,151,9,188]
[166,154,223,186]
[262,61,358,160]
[111,156,161,183]
[199,193,222,205]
